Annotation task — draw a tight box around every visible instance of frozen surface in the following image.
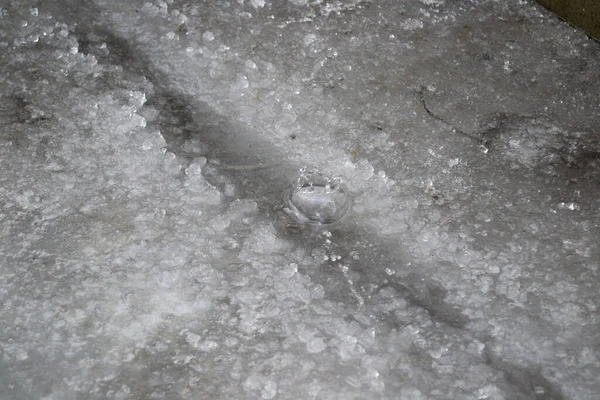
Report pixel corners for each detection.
[1,0,599,399]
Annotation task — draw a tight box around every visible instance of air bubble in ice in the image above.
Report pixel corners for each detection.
[284,170,350,225]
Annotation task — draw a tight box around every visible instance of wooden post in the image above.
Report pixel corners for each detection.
[536,0,600,40]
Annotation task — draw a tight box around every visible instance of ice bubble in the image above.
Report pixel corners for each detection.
[284,170,351,225]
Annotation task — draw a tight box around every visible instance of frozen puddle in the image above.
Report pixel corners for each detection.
[1,1,599,399]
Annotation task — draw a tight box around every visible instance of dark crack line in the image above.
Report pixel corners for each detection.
[417,86,486,146]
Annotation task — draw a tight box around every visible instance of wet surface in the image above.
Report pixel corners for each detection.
[1,0,599,399]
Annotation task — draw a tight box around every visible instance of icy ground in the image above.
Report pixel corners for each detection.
[1,0,599,399]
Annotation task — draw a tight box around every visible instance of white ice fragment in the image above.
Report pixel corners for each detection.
[114,385,131,400]
[282,263,298,278]
[358,328,376,349]
[401,388,426,400]
[303,33,317,47]
[183,331,201,348]
[488,265,500,274]
[182,138,205,154]
[132,114,146,127]
[557,201,579,211]
[430,346,447,359]
[326,47,338,58]
[153,341,169,352]
[245,60,258,70]
[371,378,385,392]
[129,90,147,107]
[261,381,277,399]
[467,340,486,355]
[14,348,28,361]
[579,347,597,364]
[478,384,504,400]
[185,159,206,175]
[198,340,218,352]
[402,19,424,31]
[157,270,178,288]
[345,376,362,388]
[307,337,326,353]
[232,75,249,91]
[251,0,266,9]
[448,158,460,167]
[311,284,325,299]
[248,224,292,254]
[202,31,215,42]
[534,386,546,395]
[224,183,235,197]
[227,199,258,220]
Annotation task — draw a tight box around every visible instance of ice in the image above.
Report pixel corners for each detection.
[1,0,599,399]
[251,0,267,10]
[284,169,351,225]
[202,30,214,42]
[557,201,580,211]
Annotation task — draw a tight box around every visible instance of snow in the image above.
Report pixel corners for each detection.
[1,0,599,399]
